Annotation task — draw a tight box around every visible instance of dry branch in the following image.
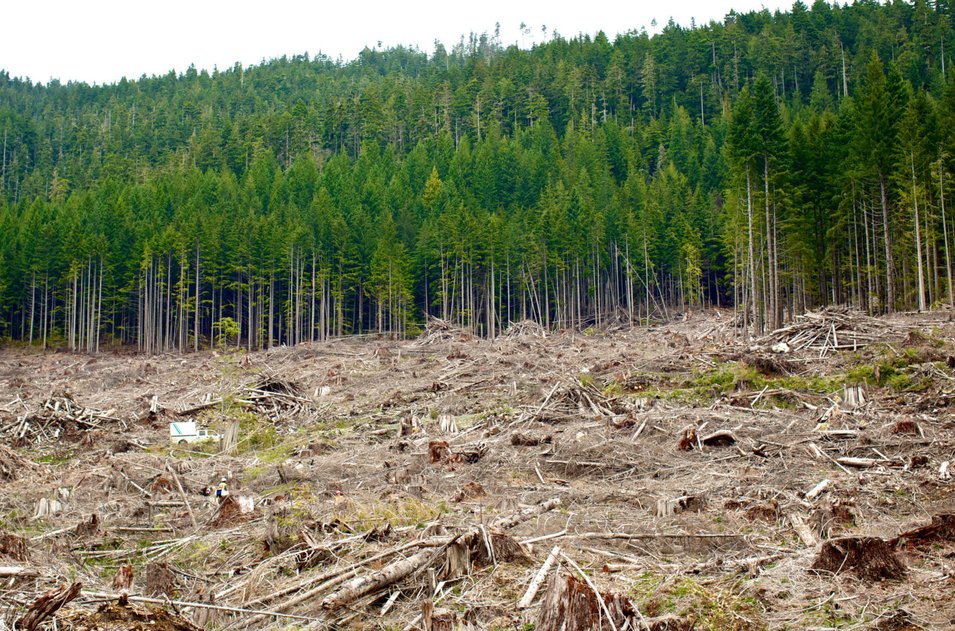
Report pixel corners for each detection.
[518,545,561,608]
[81,590,318,623]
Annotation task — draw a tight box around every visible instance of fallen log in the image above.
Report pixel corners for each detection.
[81,590,317,623]
[836,457,902,469]
[789,512,818,547]
[0,565,37,577]
[518,545,561,608]
[321,497,560,611]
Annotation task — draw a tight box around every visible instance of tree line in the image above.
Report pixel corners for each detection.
[1,0,954,351]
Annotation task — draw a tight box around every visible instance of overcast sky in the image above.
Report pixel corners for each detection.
[3,0,798,86]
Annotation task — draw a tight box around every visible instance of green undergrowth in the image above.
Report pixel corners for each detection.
[330,495,452,531]
[631,572,762,629]
[614,338,951,407]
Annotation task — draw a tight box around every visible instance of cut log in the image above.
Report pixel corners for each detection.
[836,457,901,469]
[164,462,198,529]
[17,581,82,631]
[805,479,831,501]
[321,497,560,611]
[33,497,63,520]
[812,537,905,581]
[437,414,458,434]
[789,512,818,547]
[701,430,737,447]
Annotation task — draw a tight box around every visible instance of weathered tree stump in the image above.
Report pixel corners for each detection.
[17,581,82,631]
[812,537,905,580]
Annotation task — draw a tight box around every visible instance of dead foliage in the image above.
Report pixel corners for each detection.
[149,474,176,494]
[60,601,201,631]
[871,609,920,631]
[0,308,952,629]
[504,319,548,339]
[743,352,793,376]
[677,426,698,451]
[890,418,920,435]
[813,537,906,581]
[744,501,780,524]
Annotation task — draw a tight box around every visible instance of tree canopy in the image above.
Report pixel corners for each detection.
[1,0,954,351]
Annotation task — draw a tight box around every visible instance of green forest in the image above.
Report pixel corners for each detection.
[2,0,954,352]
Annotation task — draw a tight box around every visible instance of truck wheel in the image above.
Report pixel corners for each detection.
[179,439,188,445]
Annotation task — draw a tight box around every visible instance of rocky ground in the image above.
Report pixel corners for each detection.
[0,307,953,630]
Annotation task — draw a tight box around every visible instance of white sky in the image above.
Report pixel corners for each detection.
[3,0,799,86]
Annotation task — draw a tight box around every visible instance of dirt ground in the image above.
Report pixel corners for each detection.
[0,308,953,630]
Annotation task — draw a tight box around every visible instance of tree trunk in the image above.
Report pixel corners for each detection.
[880,174,895,312]
[911,152,926,311]
[940,159,953,307]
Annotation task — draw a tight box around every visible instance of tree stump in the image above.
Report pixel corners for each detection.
[17,581,82,631]
[812,537,905,580]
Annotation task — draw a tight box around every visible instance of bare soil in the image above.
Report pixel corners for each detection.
[0,308,953,630]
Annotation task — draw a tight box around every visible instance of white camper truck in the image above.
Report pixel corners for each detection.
[169,421,221,445]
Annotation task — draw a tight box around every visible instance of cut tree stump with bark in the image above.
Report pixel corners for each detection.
[812,537,905,581]
[537,572,691,631]
[422,600,457,631]
[17,581,82,630]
